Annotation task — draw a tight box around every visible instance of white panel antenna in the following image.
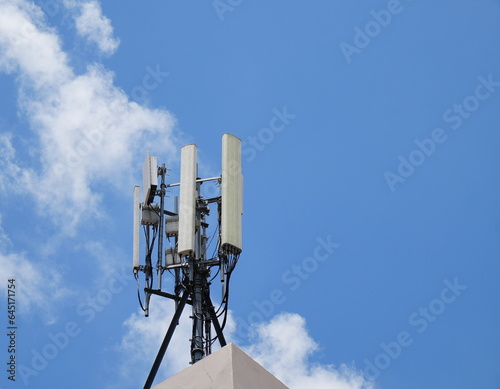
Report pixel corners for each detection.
[143,151,158,206]
[133,185,141,272]
[178,144,197,257]
[221,133,243,253]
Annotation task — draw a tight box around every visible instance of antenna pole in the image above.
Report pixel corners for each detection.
[157,165,166,291]
[173,196,180,315]
[191,268,204,363]
[190,181,205,364]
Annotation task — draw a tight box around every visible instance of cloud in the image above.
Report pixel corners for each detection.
[113,308,373,389]
[0,0,177,231]
[244,313,374,389]
[0,215,71,324]
[0,0,71,86]
[111,294,235,389]
[112,298,193,389]
[0,133,27,194]
[65,0,120,55]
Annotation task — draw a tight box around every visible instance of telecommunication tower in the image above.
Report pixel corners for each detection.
[133,134,243,389]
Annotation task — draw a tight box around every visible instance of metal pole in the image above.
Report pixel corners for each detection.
[143,290,189,389]
[157,165,166,291]
[191,269,204,363]
[205,312,211,356]
[190,180,204,364]
[173,196,180,315]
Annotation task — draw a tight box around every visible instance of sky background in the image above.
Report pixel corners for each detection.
[0,0,499,388]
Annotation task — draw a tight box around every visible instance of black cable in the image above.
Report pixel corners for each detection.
[209,267,220,283]
[219,272,231,331]
[135,273,147,312]
[203,223,219,259]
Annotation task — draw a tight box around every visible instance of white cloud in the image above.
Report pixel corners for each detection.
[112,297,233,389]
[0,0,177,231]
[113,298,193,389]
[0,0,71,87]
[0,133,26,193]
[244,313,374,389]
[0,215,71,324]
[114,308,374,389]
[65,0,120,55]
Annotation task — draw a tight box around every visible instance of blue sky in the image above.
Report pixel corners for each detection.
[1,1,499,388]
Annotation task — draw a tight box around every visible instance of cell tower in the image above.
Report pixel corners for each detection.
[133,134,243,389]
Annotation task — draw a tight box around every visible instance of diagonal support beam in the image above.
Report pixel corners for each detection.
[145,287,193,305]
[144,290,190,389]
[205,294,227,348]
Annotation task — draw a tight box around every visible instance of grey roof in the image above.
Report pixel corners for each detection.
[153,343,289,389]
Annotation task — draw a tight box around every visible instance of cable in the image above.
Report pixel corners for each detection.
[203,223,219,259]
[135,273,147,312]
[209,267,220,283]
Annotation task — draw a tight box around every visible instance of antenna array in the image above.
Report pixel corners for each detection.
[133,134,243,389]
